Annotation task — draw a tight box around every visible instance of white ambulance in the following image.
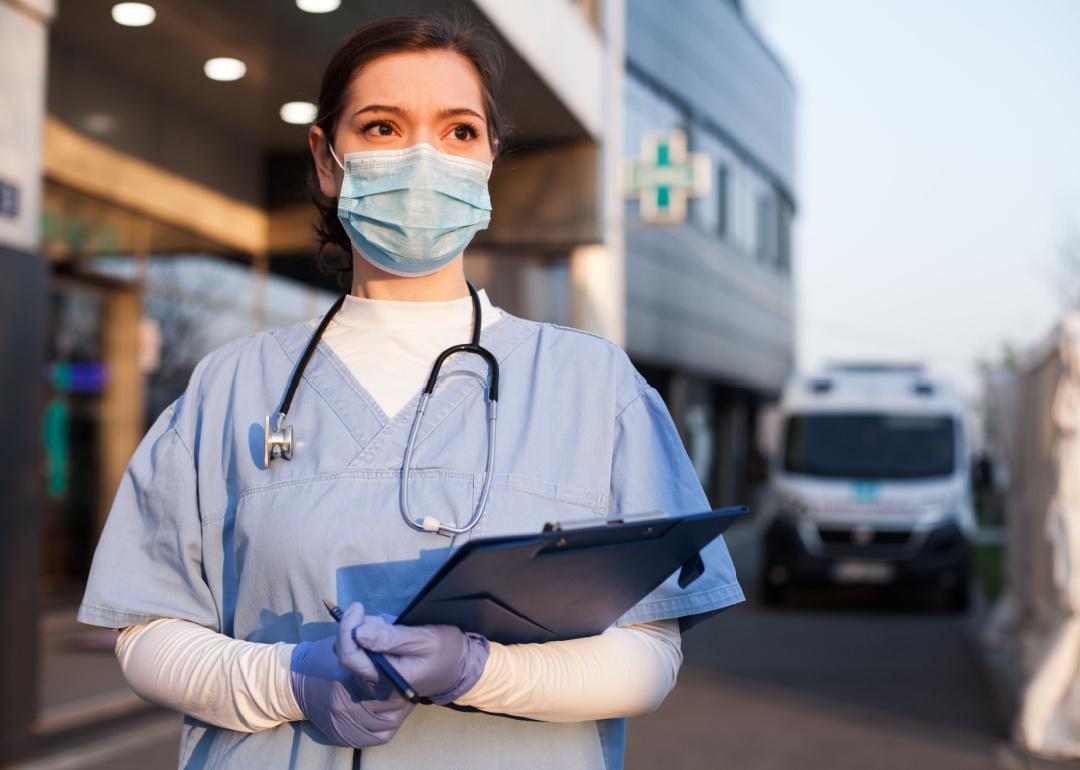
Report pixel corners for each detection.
[761,363,974,609]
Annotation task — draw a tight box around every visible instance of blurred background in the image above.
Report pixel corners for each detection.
[1,0,1078,767]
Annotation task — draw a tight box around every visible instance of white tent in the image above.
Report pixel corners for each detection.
[983,313,1080,757]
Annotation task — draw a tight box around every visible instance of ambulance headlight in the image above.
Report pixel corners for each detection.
[915,500,957,526]
[775,491,811,519]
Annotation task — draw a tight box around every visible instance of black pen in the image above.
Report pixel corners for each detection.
[322,598,419,703]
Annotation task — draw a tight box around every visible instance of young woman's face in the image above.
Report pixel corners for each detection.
[312,49,494,198]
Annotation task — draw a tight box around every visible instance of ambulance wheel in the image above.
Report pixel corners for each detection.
[945,577,970,612]
[761,572,788,607]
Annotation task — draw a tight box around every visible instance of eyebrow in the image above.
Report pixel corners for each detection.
[351,104,485,122]
[436,107,484,121]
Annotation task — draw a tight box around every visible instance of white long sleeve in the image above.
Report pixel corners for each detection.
[116,617,681,730]
[455,619,682,721]
[115,618,304,732]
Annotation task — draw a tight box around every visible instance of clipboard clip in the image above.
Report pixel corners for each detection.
[541,512,706,587]
[543,510,667,533]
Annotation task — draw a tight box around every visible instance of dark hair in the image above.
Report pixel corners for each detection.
[307,13,508,280]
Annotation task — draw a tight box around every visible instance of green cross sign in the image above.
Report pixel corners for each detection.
[625,129,711,224]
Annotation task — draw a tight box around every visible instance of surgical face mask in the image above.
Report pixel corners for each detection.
[328,142,493,277]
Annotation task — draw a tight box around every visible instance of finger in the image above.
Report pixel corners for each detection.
[348,614,388,647]
[365,728,399,745]
[351,623,399,660]
[364,693,412,712]
[365,704,409,724]
[339,653,378,684]
[337,624,379,683]
[351,619,427,654]
[342,602,366,627]
[337,604,365,658]
[366,678,396,701]
[339,649,378,683]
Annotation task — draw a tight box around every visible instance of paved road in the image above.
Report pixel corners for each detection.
[625,524,1079,770]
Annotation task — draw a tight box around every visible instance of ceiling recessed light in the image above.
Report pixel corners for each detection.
[296,0,341,12]
[204,57,247,82]
[84,113,116,135]
[111,3,156,26]
[280,101,317,125]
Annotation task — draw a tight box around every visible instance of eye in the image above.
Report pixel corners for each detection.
[360,119,395,138]
[452,123,479,142]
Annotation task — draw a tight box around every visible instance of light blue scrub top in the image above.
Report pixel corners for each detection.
[79,310,744,770]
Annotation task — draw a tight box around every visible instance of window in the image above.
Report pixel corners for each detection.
[688,125,734,237]
[623,75,684,161]
[643,110,793,272]
[778,199,793,273]
[756,192,780,266]
[716,164,729,238]
[783,413,957,480]
[755,194,768,263]
[623,75,686,222]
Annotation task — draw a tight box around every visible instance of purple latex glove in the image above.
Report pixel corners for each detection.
[337,602,489,705]
[290,622,415,747]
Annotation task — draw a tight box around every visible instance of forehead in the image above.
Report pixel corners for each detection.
[347,49,486,112]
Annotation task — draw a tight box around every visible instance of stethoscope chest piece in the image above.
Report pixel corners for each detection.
[263,412,293,468]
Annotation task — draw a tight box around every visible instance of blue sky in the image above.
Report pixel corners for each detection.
[744,0,1080,397]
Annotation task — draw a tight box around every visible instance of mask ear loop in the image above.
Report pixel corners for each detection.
[327,141,345,171]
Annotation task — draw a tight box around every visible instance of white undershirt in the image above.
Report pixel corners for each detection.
[114,290,682,731]
[321,289,502,419]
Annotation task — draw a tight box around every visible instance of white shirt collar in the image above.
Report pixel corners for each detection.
[332,288,500,331]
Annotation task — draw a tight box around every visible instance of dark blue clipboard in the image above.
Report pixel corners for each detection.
[395,506,748,644]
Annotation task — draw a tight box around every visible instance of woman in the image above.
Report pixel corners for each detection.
[78,14,743,770]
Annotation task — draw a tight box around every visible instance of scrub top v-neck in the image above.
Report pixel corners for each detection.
[320,288,503,424]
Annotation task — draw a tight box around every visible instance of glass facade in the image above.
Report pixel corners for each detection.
[39,181,335,598]
[623,74,685,222]
[622,64,795,498]
[623,72,792,276]
[692,123,786,271]
[43,284,105,600]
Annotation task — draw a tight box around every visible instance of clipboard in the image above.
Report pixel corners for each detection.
[395,506,748,644]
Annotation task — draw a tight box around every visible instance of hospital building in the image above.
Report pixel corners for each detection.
[0,0,795,757]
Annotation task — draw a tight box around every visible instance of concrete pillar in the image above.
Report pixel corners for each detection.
[570,0,625,344]
[0,249,46,766]
[710,391,749,508]
[570,243,623,341]
[0,0,55,762]
[97,288,144,537]
[0,0,52,252]
[663,372,689,440]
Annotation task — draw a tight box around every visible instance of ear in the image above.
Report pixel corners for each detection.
[308,125,341,199]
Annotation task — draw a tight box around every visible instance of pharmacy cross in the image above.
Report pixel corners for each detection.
[624,129,711,224]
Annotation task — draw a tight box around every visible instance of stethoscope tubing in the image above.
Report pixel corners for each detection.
[399,377,498,536]
[265,281,499,538]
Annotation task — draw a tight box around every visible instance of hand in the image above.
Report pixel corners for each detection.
[290,626,415,748]
[338,602,489,705]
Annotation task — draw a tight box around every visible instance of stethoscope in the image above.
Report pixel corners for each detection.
[263,281,499,538]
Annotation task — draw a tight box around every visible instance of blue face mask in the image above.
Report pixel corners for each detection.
[328,142,493,277]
